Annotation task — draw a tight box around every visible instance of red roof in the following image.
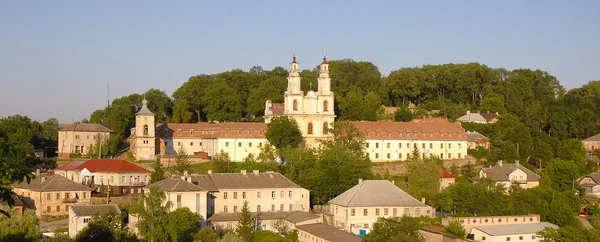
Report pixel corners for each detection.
[56,160,85,171]
[77,159,150,174]
[441,168,456,179]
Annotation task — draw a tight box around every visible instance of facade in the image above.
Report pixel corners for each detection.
[130,54,467,162]
[579,173,600,197]
[58,123,112,159]
[353,118,468,162]
[440,168,456,190]
[583,133,600,156]
[145,176,209,224]
[478,161,540,190]
[456,111,487,124]
[329,179,435,234]
[443,214,543,233]
[68,204,120,238]
[470,222,557,242]
[296,223,362,242]
[55,159,152,196]
[12,174,93,217]
[208,211,321,232]
[466,131,491,150]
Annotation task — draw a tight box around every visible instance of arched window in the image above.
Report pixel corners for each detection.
[307,123,313,135]
[143,125,149,135]
[323,100,329,112]
[323,122,329,135]
[293,99,298,111]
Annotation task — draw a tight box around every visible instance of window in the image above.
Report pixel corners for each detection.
[307,123,313,135]
[531,235,536,239]
[280,191,284,198]
[415,208,421,216]
[56,193,61,200]
[393,208,397,216]
[364,223,369,229]
[375,209,380,216]
[375,153,379,159]
[399,153,402,159]
[351,209,356,216]
[190,142,193,146]
[440,153,444,159]
[458,153,462,158]
[430,143,433,149]
[323,122,329,135]
[519,236,523,240]
[422,143,425,149]
[225,142,229,147]
[177,129,182,136]
[366,143,370,148]
[46,206,51,212]
[257,192,261,198]
[289,204,293,211]
[177,142,181,146]
[323,100,329,112]
[289,191,292,198]
[448,153,452,159]
[47,193,51,200]
[87,135,90,140]
[258,143,262,147]
[272,191,275,198]
[233,192,238,199]
[257,205,261,212]
[233,206,238,213]
[280,204,284,211]
[375,143,379,148]
[482,236,486,241]
[238,142,242,147]
[387,153,390,159]
[440,143,443,148]
[177,195,181,202]
[404,208,410,215]
[143,125,149,135]
[364,209,368,216]
[506,237,511,241]
[243,192,246,199]
[271,205,275,211]
[83,192,87,199]
[293,99,298,111]
[84,218,90,223]
[75,135,80,140]
[56,205,60,212]
[458,143,462,149]
[224,206,228,213]
[190,129,194,136]
[122,176,126,183]
[224,192,228,199]
[449,143,452,149]
[384,208,388,215]
[249,142,252,147]
[165,142,168,147]
[399,143,402,148]
[199,142,203,146]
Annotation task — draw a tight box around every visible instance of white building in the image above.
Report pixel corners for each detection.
[68,204,120,238]
[470,222,557,242]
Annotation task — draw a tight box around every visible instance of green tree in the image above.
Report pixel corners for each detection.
[138,186,170,242]
[192,227,219,242]
[171,146,192,175]
[171,99,194,123]
[217,232,243,242]
[0,205,39,241]
[0,139,33,217]
[74,210,138,242]
[236,201,255,241]
[172,74,217,122]
[394,107,414,122]
[166,207,200,242]
[265,116,303,151]
[212,151,235,173]
[444,220,466,238]
[149,158,166,183]
[203,81,243,122]
[363,217,424,242]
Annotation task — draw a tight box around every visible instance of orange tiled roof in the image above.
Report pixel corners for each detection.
[351,118,466,141]
[156,122,268,139]
[441,168,456,179]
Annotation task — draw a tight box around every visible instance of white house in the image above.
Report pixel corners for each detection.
[470,222,557,242]
[68,204,120,238]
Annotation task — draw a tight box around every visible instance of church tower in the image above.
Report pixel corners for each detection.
[134,98,156,160]
[284,53,304,115]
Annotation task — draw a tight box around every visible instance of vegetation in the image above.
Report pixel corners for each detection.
[363,216,424,242]
[166,208,200,242]
[0,139,34,216]
[265,116,303,151]
[236,201,255,242]
[0,206,39,241]
[138,186,170,242]
[74,210,138,242]
[171,146,192,175]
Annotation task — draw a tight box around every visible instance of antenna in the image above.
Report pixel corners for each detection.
[324,48,326,57]
[293,47,296,57]
[107,83,110,108]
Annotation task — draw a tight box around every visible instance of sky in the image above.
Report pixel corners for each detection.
[1,1,599,123]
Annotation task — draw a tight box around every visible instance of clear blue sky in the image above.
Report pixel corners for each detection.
[1,1,599,122]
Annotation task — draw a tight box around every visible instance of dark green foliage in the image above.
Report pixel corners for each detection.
[192,227,219,242]
[588,204,600,216]
[265,116,303,151]
[394,107,414,122]
[171,146,192,175]
[75,210,138,242]
[236,201,255,241]
[212,151,236,173]
[0,138,34,217]
[363,216,424,242]
[166,207,200,242]
[444,220,466,239]
[0,206,39,241]
[149,158,166,183]
[138,186,170,242]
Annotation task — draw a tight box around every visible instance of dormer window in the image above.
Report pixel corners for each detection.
[177,129,182,136]
[190,129,194,137]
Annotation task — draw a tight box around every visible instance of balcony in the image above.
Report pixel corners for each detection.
[62,198,78,203]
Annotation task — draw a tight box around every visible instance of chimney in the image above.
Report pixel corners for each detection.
[35,169,40,177]
[207,170,212,175]
[183,170,188,177]
[498,160,503,166]
[515,160,520,167]
[391,180,395,185]
[241,170,247,175]
[41,177,47,182]
[466,111,470,115]
[358,178,363,184]
[421,198,426,204]
[253,170,259,175]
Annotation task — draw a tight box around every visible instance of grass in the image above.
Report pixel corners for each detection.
[189,162,214,174]
[41,214,68,222]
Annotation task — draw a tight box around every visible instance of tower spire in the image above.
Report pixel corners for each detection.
[322,48,327,64]
[292,47,297,63]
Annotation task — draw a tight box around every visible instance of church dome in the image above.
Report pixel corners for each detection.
[306,90,317,98]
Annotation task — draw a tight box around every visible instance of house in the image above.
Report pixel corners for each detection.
[329,179,435,235]
[296,223,362,242]
[130,55,467,162]
[0,192,25,215]
[471,222,557,242]
[55,159,152,196]
[579,173,600,197]
[440,168,456,190]
[12,172,93,217]
[456,111,487,124]
[466,131,491,150]
[208,210,321,232]
[145,176,209,224]
[443,214,542,233]
[190,170,310,218]
[583,133,600,156]
[478,161,540,190]
[58,122,112,159]
[481,112,500,124]
[68,204,120,238]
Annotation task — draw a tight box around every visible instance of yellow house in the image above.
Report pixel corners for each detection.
[12,174,93,217]
[478,161,540,190]
[58,122,112,159]
[145,176,209,225]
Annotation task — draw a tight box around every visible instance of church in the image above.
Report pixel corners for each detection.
[131,54,468,162]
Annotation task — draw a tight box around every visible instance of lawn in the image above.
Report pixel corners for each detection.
[189,162,214,174]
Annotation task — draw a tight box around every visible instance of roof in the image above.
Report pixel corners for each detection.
[268,103,285,116]
[481,162,540,182]
[456,112,487,123]
[70,204,120,217]
[466,131,491,142]
[350,118,467,141]
[137,99,154,115]
[146,177,207,192]
[584,133,600,142]
[75,159,151,174]
[190,172,301,191]
[0,192,24,207]
[296,223,362,242]
[473,222,557,236]
[481,113,500,122]
[441,168,456,179]
[208,211,319,223]
[58,123,112,133]
[583,173,600,184]
[13,175,93,192]
[329,180,427,207]
[155,122,268,139]
[56,160,85,171]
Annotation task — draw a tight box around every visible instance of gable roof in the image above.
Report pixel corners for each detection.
[583,172,600,184]
[466,131,491,142]
[329,180,426,207]
[584,133,600,142]
[296,223,362,242]
[146,177,207,192]
[0,192,24,207]
[75,159,151,174]
[481,162,540,182]
[191,172,301,191]
[155,122,268,139]
[71,204,120,217]
[351,118,467,141]
[481,113,500,122]
[473,222,557,236]
[59,123,112,133]
[456,112,487,122]
[56,160,85,171]
[268,103,285,116]
[441,168,456,179]
[13,175,93,192]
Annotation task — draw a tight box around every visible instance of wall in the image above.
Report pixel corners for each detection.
[364,140,468,162]
[13,188,92,217]
[58,131,110,158]
[330,204,435,232]
[213,187,310,214]
[443,215,541,232]
[165,191,208,224]
[217,138,269,162]
[471,228,541,242]
[68,210,91,238]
